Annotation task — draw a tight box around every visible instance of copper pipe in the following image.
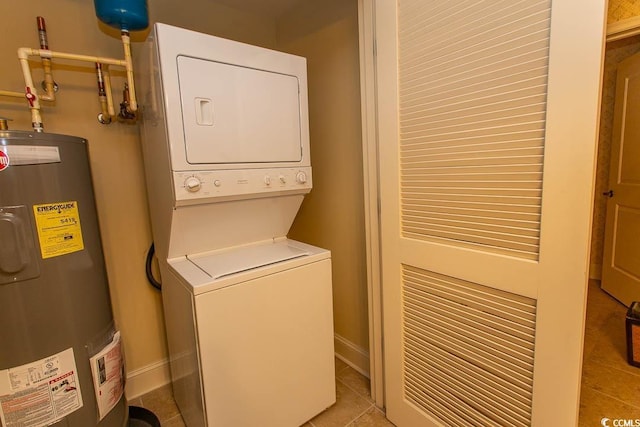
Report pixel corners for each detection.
[95,63,111,124]
[36,16,56,102]
[118,83,136,122]
[14,18,138,130]
[37,16,48,49]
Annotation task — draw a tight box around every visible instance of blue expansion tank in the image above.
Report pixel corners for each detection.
[94,0,148,31]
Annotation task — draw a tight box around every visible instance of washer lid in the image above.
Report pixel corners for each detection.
[188,240,310,280]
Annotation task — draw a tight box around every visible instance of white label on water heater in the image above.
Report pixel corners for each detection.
[0,347,83,427]
[0,145,60,166]
[90,331,123,421]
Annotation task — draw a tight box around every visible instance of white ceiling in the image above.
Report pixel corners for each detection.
[211,0,302,18]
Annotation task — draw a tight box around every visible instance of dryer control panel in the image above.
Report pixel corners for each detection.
[173,167,312,204]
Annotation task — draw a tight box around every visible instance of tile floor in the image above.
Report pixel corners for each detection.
[578,280,640,426]
[131,279,639,427]
[128,358,393,427]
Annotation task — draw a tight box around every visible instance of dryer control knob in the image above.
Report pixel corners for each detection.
[279,175,286,184]
[296,171,308,184]
[264,176,271,186]
[184,176,202,192]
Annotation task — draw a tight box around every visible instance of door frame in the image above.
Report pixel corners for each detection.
[357,0,384,408]
[607,15,640,42]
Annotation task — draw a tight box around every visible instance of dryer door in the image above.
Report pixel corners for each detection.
[177,55,303,165]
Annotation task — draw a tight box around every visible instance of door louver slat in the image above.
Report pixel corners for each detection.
[405,352,530,426]
[398,0,551,260]
[402,266,536,426]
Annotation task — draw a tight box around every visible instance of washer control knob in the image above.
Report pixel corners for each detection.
[184,176,202,192]
[279,175,286,184]
[264,175,271,186]
[295,171,308,184]
[214,179,221,187]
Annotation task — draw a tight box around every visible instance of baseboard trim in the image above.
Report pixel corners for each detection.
[125,358,171,400]
[590,263,602,281]
[334,334,370,378]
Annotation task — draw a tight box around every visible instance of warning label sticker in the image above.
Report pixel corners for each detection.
[90,332,124,420]
[0,348,83,427]
[32,201,85,259]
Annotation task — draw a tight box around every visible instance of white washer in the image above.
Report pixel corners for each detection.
[166,240,334,427]
[137,24,336,427]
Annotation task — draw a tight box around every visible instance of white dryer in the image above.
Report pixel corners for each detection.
[136,23,336,427]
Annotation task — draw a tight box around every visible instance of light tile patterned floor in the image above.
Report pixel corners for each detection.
[578,280,640,426]
[130,280,638,427]
[129,358,394,427]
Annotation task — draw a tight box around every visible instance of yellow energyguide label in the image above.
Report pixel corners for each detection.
[33,201,85,259]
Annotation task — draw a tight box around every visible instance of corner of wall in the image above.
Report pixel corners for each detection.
[125,358,171,400]
[334,334,370,377]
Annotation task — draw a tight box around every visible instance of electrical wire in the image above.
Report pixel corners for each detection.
[146,242,162,290]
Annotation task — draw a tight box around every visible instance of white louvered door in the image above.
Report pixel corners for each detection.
[373,0,606,426]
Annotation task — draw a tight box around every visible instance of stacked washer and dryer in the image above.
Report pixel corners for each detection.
[136,24,336,427]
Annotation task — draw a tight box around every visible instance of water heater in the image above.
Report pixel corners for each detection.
[0,131,127,427]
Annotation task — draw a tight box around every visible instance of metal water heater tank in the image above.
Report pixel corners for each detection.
[0,131,127,426]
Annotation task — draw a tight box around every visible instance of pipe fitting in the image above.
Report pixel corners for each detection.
[98,112,112,124]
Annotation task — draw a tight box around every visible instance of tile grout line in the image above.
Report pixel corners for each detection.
[307,369,376,427]
[583,384,640,411]
[587,358,640,380]
[336,364,352,377]
[335,375,375,406]
[334,371,378,426]
[344,403,376,426]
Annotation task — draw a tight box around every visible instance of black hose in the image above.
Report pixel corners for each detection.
[146,242,162,291]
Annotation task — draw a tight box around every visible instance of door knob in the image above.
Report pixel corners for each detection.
[602,190,614,198]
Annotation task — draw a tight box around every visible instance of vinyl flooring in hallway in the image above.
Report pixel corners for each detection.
[131,279,639,427]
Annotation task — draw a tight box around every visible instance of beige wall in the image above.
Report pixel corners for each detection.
[147,0,278,48]
[277,1,369,355]
[608,0,640,24]
[0,0,277,378]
